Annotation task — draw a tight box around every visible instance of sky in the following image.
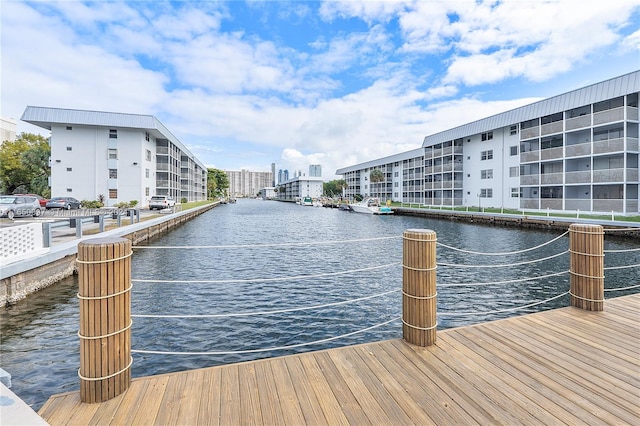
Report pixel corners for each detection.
[2,1,639,180]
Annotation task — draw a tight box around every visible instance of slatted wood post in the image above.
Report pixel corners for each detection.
[77,237,132,403]
[402,229,437,346]
[569,224,604,311]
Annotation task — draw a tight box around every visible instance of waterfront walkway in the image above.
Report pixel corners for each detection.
[39,293,640,425]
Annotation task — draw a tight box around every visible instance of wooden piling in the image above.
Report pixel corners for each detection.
[77,237,132,403]
[569,224,604,311]
[402,229,437,346]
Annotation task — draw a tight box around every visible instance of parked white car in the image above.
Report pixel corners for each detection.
[0,195,43,219]
[148,195,176,210]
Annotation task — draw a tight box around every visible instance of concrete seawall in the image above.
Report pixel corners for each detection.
[1,203,219,305]
[393,207,640,238]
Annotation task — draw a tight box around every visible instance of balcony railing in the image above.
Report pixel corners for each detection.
[520,198,539,209]
[566,115,591,131]
[627,169,639,181]
[520,175,539,185]
[540,146,563,160]
[593,199,624,212]
[565,170,591,184]
[627,106,639,121]
[520,151,539,163]
[521,127,540,139]
[593,168,625,183]
[540,172,563,185]
[593,138,624,154]
[565,142,591,157]
[540,121,563,136]
[629,138,639,152]
[593,106,624,125]
[565,199,591,211]
[540,199,563,210]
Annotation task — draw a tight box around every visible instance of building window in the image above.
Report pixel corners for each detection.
[481,169,493,179]
[66,188,72,192]
[66,146,72,151]
[109,129,118,139]
[481,131,493,141]
[510,125,518,135]
[394,171,399,177]
[66,126,72,130]
[509,166,519,177]
[511,188,520,197]
[109,189,118,198]
[108,149,118,159]
[109,169,118,179]
[145,168,150,178]
[510,146,518,156]
[145,132,150,141]
[394,182,399,187]
[480,188,493,198]
[481,150,493,160]
[145,187,150,196]
[145,149,152,161]
[66,167,72,172]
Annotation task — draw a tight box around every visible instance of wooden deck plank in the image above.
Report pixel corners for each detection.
[37,294,640,426]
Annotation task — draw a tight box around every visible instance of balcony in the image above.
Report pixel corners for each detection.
[520,151,539,163]
[593,107,624,125]
[565,143,591,157]
[565,199,591,211]
[520,198,539,209]
[540,121,563,136]
[433,182,443,189]
[593,199,624,212]
[593,168,625,183]
[627,138,639,152]
[593,138,624,155]
[432,148,443,157]
[520,175,539,185]
[442,163,453,172]
[540,199,563,210]
[540,146,563,160]
[156,147,169,155]
[565,170,591,184]
[442,146,453,155]
[521,127,539,140]
[627,169,639,181]
[540,173,563,185]
[566,115,591,131]
[627,106,639,121]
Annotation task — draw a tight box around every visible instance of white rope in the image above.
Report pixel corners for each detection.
[604,263,640,271]
[78,320,133,340]
[77,284,133,300]
[132,290,400,318]
[604,283,640,292]
[402,264,437,272]
[569,292,604,303]
[402,236,437,243]
[76,251,133,264]
[402,319,437,331]
[436,231,569,256]
[568,249,605,257]
[438,250,568,269]
[603,227,640,232]
[132,262,399,284]
[604,247,640,253]
[438,292,570,317]
[569,271,605,279]
[132,236,400,250]
[438,270,569,288]
[78,356,133,382]
[131,317,401,355]
[569,229,604,235]
[402,291,437,300]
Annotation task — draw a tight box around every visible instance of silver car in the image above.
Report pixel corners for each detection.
[0,195,43,219]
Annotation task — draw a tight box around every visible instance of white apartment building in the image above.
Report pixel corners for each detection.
[21,106,207,207]
[337,71,639,214]
[275,174,323,201]
[226,170,273,198]
[1,117,17,143]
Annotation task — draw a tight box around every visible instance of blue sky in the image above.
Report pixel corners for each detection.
[2,1,639,179]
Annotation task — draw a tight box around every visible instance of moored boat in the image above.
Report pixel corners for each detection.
[349,197,393,215]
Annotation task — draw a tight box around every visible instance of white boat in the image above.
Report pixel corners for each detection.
[349,197,393,215]
[302,197,313,206]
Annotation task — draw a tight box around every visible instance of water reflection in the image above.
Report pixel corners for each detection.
[1,199,637,411]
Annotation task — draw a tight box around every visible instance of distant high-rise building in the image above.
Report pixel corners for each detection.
[309,164,322,177]
[226,169,274,197]
[271,162,276,186]
[283,169,289,182]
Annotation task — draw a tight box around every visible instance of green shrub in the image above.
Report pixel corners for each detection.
[81,200,104,208]
[181,197,187,203]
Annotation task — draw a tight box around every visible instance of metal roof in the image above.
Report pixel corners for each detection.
[21,106,206,170]
[335,147,424,174]
[423,70,640,146]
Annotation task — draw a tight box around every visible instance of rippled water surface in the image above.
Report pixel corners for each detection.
[1,199,638,410]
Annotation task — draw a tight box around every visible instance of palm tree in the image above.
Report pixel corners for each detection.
[369,169,385,200]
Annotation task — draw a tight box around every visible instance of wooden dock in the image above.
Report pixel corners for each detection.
[39,293,640,425]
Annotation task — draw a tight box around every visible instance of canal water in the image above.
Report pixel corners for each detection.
[1,199,638,411]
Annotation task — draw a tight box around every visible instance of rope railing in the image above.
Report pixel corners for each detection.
[604,283,640,292]
[437,292,570,317]
[604,263,640,271]
[436,231,569,256]
[132,262,399,284]
[131,317,401,356]
[132,289,400,318]
[132,235,401,250]
[604,247,640,253]
[438,270,569,288]
[437,250,568,269]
